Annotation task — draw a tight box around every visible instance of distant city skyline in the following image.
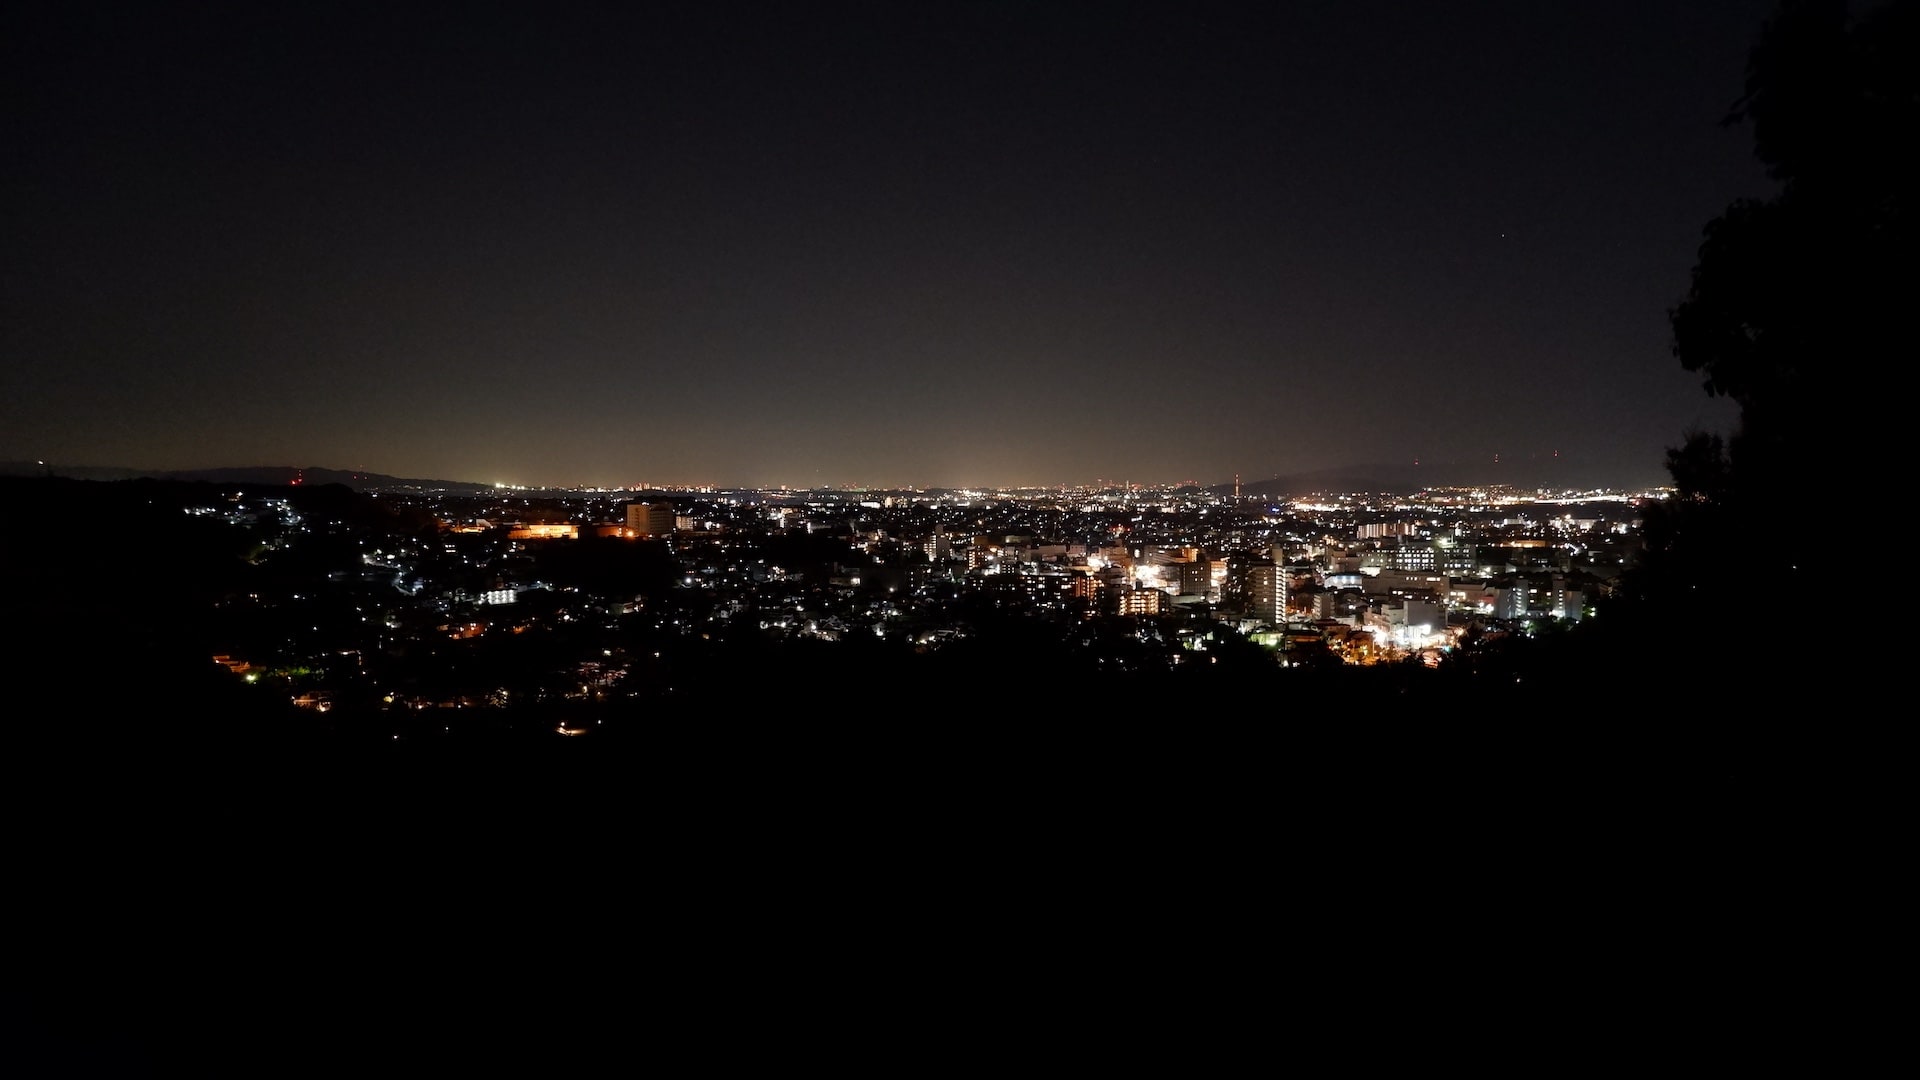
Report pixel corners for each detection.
[5,455,1684,496]
[4,2,1772,491]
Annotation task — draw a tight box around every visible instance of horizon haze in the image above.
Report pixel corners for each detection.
[5,2,1770,491]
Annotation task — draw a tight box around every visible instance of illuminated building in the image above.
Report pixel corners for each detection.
[1249,562,1286,627]
[923,525,951,562]
[625,500,676,537]
[1176,557,1211,597]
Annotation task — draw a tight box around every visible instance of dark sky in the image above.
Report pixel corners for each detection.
[3,1,1780,490]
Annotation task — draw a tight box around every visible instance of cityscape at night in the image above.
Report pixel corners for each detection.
[7,1,1904,1070]
[6,0,1859,740]
[8,467,1678,742]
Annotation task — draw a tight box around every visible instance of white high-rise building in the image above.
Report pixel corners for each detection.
[1248,563,1287,627]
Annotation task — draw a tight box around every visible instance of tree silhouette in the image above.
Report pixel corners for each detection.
[1666,0,1912,498]
[1617,0,1914,681]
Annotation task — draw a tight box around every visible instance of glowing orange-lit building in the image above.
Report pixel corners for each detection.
[625,501,675,538]
[506,523,578,540]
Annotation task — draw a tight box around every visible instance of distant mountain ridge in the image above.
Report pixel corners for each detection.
[0,462,493,493]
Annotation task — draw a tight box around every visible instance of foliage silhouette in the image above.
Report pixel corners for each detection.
[1607,0,1914,692]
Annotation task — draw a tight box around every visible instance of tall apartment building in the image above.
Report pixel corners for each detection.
[625,501,676,538]
[923,525,951,563]
[1248,562,1287,627]
[1176,557,1212,597]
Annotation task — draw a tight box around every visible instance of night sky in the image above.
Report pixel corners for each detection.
[4,1,1780,490]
